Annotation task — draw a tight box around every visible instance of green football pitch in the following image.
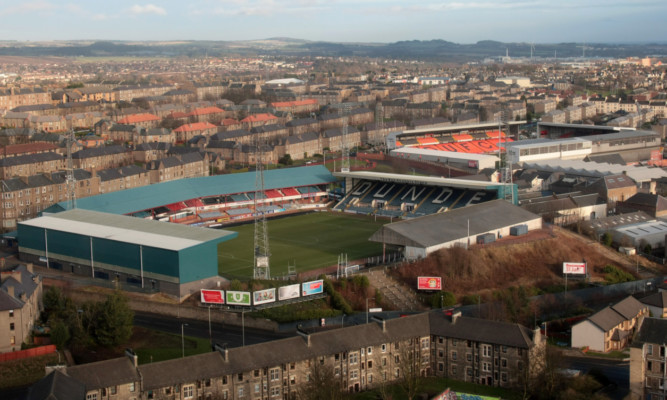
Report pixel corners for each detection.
[217,212,386,279]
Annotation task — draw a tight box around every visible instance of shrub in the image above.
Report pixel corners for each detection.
[603,265,634,284]
[601,232,613,247]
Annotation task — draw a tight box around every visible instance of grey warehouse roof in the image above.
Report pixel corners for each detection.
[369,199,540,248]
[20,209,236,251]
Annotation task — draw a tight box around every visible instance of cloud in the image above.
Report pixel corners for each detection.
[128,4,167,16]
[0,1,57,15]
[209,0,328,16]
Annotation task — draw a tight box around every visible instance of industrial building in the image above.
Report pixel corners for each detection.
[368,199,542,260]
[17,209,237,299]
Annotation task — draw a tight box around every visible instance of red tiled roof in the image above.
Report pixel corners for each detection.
[241,113,278,123]
[187,107,225,117]
[173,122,217,132]
[221,118,240,126]
[118,113,160,124]
[4,142,58,156]
[270,99,318,108]
[166,111,189,119]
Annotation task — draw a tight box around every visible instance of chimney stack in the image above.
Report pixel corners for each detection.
[297,327,311,347]
[213,342,229,362]
[125,348,138,367]
[451,311,462,324]
[371,315,386,332]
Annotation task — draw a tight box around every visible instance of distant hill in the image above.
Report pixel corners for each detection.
[0,39,664,60]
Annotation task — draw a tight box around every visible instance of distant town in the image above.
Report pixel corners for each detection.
[0,43,666,400]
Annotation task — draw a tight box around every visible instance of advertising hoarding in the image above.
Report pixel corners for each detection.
[253,288,276,305]
[226,291,251,306]
[302,280,324,296]
[278,284,300,301]
[200,289,225,304]
[417,276,442,290]
[563,262,586,275]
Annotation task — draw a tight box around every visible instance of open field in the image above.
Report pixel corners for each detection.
[217,212,385,278]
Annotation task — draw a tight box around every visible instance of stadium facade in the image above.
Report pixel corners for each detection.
[17,209,237,298]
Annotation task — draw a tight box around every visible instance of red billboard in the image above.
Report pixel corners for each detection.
[563,262,586,275]
[417,276,442,290]
[200,289,225,304]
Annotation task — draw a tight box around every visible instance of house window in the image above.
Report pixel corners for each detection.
[381,344,387,353]
[254,383,260,393]
[349,352,358,364]
[350,370,358,380]
[129,383,135,392]
[238,373,243,381]
[86,393,97,400]
[395,368,400,378]
[8,310,13,318]
[270,387,280,397]
[367,347,372,355]
[238,387,244,398]
[110,386,117,395]
[501,359,507,367]
[368,360,373,369]
[466,354,472,362]
[452,351,457,361]
[502,373,507,382]
[10,323,14,331]
[452,365,457,375]
[270,368,280,381]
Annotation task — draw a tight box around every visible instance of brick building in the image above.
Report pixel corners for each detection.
[0,264,42,353]
[27,311,544,400]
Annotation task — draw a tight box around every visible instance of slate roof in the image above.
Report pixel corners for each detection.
[0,264,40,311]
[134,142,170,152]
[72,145,128,159]
[66,357,139,391]
[640,291,667,309]
[634,318,667,346]
[0,152,62,167]
[585,296,646,332]
[27,369,86,400]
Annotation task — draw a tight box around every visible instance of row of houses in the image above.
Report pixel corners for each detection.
[0,150,211,231]
[27,310,545,400]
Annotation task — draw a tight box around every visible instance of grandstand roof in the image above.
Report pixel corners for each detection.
[21,209,237,251]
[397,120,525,138]
[46,165,335,215]
[333,170,512,191]
[369,199,540,248]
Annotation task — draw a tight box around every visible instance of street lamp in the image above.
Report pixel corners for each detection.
[366,298,369,324]
[181,323,188,358]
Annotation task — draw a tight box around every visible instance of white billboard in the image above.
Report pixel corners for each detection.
[253,288,276,305]
[278,284,300,301]
[563,262,586,275]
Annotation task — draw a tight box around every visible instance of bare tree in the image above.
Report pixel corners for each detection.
[296,361,344,400]
[397,340,423,400]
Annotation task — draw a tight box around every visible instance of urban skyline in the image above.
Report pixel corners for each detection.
[0,0,665,44]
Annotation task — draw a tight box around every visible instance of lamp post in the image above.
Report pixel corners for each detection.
[366,298,369,324]
[242,311,245,347]
[181,323,188,358]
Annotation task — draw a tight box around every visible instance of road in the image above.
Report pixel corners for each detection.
[562,354,629,400]
[133,311,294,348]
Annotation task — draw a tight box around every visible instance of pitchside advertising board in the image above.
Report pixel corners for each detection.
[417,276,442,291]
[302,280,324,296]
[200,289,225,304]
[253,288,276,305]
[563,262,587,275]
[226,291,252,306]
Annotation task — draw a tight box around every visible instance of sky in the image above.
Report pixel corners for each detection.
[0,0,665,44]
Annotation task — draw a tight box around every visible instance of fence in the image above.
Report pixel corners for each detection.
[0,345,56,362]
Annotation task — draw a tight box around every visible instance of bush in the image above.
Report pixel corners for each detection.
[603,265,634,284]
[601,232,613,247]
[428,291,457,308]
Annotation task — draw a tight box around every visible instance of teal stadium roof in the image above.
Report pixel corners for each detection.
[46,165,335,215]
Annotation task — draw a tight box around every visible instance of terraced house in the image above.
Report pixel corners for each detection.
[27,311,545,400]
